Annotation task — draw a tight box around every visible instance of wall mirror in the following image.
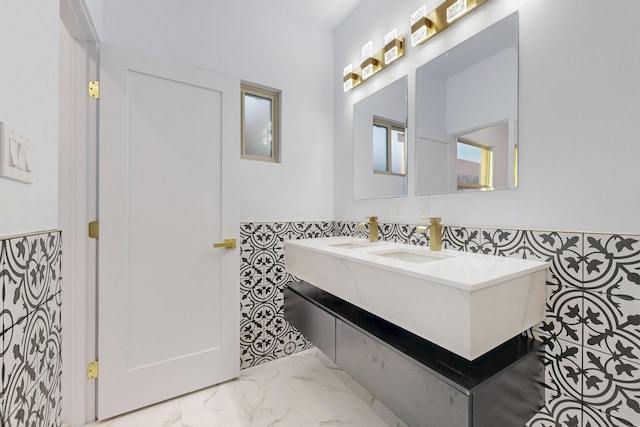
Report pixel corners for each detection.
[354,75,408,200]
[415,12,518,195]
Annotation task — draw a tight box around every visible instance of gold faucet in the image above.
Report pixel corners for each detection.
[358,216,379,242]
[428,217,442,251]
[415,217,442,251]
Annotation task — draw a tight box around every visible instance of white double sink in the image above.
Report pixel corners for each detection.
[285,236,549,360]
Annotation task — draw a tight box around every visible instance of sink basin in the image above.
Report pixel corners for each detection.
[372,249,446,263]
[328,242,371,249]
[285,236,549,360]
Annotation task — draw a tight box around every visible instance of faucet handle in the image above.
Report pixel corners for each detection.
[366,216,378,222]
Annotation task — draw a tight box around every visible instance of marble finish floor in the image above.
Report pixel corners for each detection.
[83,349,408,427]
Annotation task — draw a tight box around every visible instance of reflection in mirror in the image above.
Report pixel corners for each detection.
[456,121,509,190]
[415,12,518,195]
[373,117,406,175]
[354,76,408,200]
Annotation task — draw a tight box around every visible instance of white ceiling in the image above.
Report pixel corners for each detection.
[268,0,362,30]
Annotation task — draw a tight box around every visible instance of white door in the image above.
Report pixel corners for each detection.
[416,126,456,194]
[97,46,240,419]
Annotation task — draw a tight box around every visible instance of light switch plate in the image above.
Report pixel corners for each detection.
[0,121,33,184]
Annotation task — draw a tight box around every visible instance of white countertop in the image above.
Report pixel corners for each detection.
[285,236,549,292]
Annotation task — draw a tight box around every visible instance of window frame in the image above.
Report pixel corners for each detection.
[456,136,493,190]
[241,83,280,163]
[372,116,406,177]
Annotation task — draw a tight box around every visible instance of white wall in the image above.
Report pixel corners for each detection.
[98,0,335,222]
[0,1,59,236]
[334,0,640,234]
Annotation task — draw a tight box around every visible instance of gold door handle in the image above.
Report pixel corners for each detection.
[213,238,236,249]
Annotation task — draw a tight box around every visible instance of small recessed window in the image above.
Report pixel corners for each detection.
[241,83,280,162]
[456,138,493,190]
[372,117,406,176]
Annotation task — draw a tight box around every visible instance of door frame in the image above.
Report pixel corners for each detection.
[60,3,242,424]
[59,0,99,424]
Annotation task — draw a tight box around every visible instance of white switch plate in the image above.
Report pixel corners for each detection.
[0,121,33,184]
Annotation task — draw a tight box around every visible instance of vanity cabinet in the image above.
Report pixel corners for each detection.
[284,281,543,427]
[283,285,336,361]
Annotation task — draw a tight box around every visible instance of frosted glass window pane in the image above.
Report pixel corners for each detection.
[373,124,388,172]
[391,129,405,174]
[244,94,273,158]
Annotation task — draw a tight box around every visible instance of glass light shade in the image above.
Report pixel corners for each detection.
[384,28,397,45]
[343,64,355,92]
[384,47,399,65]
[362,64,374,80]
[361,41,373,62]
[447,0,468,23]
[384,29,400,65]
[410,6,428,47]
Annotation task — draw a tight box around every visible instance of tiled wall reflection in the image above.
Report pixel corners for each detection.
[1,231,62,427]
[242,220,640,427]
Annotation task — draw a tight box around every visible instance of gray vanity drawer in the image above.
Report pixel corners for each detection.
[284,282,543,427]
[284,289,336,362]
[335,320,469,427]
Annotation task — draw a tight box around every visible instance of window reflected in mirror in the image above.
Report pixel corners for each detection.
[456,120,509,191]
[373,118,406,176]
[456,139,492,190]
[353,75,408,200]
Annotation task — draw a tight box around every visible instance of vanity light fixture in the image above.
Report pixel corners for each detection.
[446,0,468,22]
[411,6,432,47]
[343,31,405,92]
[410,0,487,47]
[343,64,360,92]
[383,28,404,65]
[360,41,380,81]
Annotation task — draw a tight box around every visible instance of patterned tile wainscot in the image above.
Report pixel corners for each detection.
[247,220,640,426]
[1,231,62,427]
[239,221,334,369]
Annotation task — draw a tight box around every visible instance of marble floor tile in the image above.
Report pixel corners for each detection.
[82,349,407,427]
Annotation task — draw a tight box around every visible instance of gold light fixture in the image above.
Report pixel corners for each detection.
[343,29,405,92]
[383,28,404,65]
[410,0,487,47]
[411,5,433,47]
[343,64,360,92]
[360,41,381,81]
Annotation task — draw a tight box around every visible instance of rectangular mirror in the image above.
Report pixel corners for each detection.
[354,75,408,200]
[415,12,518,195]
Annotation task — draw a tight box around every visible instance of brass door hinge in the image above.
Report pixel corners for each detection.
[88,221,99,239]
[87,360,99,379]
[88,80,100,99]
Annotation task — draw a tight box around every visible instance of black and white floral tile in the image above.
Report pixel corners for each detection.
[239,221,334,369]
[6,223,635,425]
[244,220,640,426]
[1,231,62,427]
